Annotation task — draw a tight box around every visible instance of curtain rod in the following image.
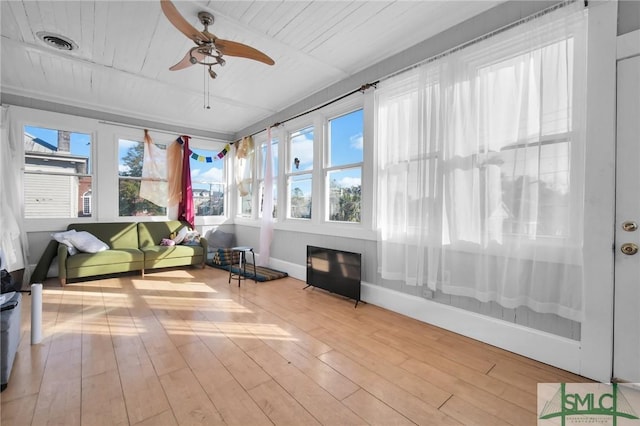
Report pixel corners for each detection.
[383,0,583,83]
[237,81,378,143]
[98,120,227,141]
[98,120,190,139]
[237,0,585,144]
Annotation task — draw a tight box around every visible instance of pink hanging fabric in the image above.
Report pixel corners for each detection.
[177,135,194,228]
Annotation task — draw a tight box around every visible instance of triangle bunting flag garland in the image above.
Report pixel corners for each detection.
[175,136,231,162]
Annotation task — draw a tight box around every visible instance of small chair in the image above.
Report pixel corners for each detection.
[228,246,256,286]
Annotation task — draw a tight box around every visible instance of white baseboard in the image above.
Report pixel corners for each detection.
[269,256,583,376]
[362,282,582,375]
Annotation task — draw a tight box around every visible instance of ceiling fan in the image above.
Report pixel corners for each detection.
[160,0,275,79]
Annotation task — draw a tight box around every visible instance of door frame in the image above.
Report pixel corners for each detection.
[578,0,618,382]
[613,30,640,382]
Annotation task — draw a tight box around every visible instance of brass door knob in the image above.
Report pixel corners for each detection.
[622,221,638,232]
[621,243,639,255]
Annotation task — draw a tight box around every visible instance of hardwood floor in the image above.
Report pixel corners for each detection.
[1,267,590,425]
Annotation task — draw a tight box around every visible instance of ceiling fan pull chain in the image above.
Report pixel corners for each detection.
[207,68,211,109]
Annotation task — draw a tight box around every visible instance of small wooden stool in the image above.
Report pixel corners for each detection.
[228,246,256,286]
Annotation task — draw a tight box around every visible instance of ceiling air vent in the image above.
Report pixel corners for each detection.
[36,32,78,51]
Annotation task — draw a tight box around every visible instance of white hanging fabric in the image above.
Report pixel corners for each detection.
[235,136,253,197]
[0,106,30,279]
[139,129,168,207]
[258,128,274,267]
[376,3,587,322]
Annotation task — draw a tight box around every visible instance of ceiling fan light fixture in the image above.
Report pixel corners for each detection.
[36,31,78,51]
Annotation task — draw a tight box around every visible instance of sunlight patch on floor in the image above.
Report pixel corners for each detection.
[182,321,298,341]
[131,280,217,293]
[140,295,253,313]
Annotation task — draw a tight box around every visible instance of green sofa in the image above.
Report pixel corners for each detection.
[34,221,206,286]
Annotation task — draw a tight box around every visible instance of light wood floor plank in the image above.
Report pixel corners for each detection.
[178,340,273,426]
[158,367,225,426]
[440,395,514,426]
[319,350,461,425]
[0,267,592,425]
[248,379,322,426]
[246,344,366,425]
[341,388,417,426]
[81,370,129,426]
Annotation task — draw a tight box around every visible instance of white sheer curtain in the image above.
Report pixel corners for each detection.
[1,106,30,279]
[258,128,274,267]
[376,3,587,322]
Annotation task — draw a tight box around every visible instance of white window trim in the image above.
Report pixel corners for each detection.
[18,107,98,230]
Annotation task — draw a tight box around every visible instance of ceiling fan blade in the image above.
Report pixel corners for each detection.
[214,39,275,65]
[169,49,205,71]
[160,0,207,43]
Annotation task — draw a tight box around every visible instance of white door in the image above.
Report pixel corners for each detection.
[614,54,640,382]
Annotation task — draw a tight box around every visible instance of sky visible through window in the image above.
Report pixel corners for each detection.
[330,109,363,167]
[329,109,363,190]
[25,125,92,171]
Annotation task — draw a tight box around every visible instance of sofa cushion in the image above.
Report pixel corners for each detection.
[66,249,144,269]
[67,223,139,250]
[141,245,204,261]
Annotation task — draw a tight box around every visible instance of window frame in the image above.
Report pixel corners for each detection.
[188,142,228,221]
[324,107,364,224]
[236,95,374,240]
[115,131,230,224]
[117,137,168,218]
[22,120,96,222]
[285,123,315,221]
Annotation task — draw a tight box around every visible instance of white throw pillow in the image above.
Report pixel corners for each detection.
[51,230,78,256]
[66,231,110,253]
[172,227,189,244]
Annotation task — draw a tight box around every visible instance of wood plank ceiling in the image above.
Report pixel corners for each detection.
[1,1,502,136]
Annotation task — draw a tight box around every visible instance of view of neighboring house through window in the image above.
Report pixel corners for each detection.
[327,109,363,222]
[190,147,225,216]
[118,139,167,216]
[287,126,313,219]
[23,126,92,218]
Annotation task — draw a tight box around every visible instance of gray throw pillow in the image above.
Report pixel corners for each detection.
[206,230,234,249]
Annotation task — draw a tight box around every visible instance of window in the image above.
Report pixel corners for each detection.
[287,126,313,219]
[23,125,92,218]
[118,139,167,217]
[259,137,278,218]
[326,109,363,222]
[82,190,92,216]
[190,147,225,216]
[477,47,574,238]
[376,4,588,316]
